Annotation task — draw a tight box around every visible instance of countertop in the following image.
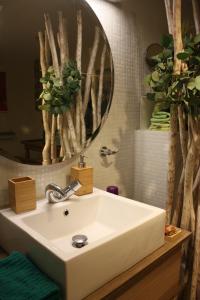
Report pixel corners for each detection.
[0,230,191,300]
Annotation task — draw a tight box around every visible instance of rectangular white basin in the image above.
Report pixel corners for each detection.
[0,188,165,300]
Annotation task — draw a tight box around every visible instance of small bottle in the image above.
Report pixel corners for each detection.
[70,155,93,196]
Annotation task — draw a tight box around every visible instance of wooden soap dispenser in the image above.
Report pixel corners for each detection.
[71,155,93,196]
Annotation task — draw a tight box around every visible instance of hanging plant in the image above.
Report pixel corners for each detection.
[145,33,200,115]
[38,61,81,114]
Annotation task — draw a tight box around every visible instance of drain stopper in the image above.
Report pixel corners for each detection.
[72,235,88,248]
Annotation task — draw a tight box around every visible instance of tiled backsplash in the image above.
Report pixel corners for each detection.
[0,0,169,209]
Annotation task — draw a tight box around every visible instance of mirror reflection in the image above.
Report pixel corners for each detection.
[0,0,113,165]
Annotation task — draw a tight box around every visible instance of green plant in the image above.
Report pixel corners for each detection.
[39,61,81,115]
[145,33,200,116]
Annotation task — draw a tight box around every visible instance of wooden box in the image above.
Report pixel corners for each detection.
[71,166,93,196]
[8,176,36,214]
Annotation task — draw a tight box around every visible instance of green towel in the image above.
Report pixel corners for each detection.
[0,252,61,300]
[150,118,170,123]
[153,112,170,117]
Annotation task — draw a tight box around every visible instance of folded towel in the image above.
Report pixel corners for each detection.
[0,251,61,300]
[151,114,170,120]
[150,118,170,123]
[153,112,170,117]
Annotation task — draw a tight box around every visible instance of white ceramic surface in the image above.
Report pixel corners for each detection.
[0,188,165,300]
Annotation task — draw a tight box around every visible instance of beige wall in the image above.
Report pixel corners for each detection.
[0,0,169,208]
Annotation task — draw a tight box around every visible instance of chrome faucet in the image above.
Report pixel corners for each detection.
[45,180,82,204]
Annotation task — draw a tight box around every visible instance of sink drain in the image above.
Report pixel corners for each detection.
[72,235,88,248]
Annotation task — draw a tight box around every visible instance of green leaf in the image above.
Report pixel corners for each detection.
[150,80,156,88]
[171,81,179,90]
[195,76,200,90]
[43,93,52,101]
[40,78,46,84]
[163,49,172,58]
[177,52,190,60]
[194,34,200,44]
[38,104,51,111]
[53,78,62,87]
[187,79,196,90]
[160,35,173,48]
[186,47,194,55]
[47,66,54,73]
[194,56,200,62]
[146,93,155,101]
[152,71,160,82]
[39,91,44,99]
[158,63,165,70]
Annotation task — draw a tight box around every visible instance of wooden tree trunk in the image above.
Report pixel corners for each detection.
[58,11,69,71]
[190,192,200,300]
[91,74,97,132]
[51,114,57,164]
[62,123,72,159]
[164,1,200,299]
[97,44,107,126]
[83,26,100,115]
[166,104,178,223]
[181,139,197,231]
[166,0,184,225]
[173,0,183,75]
[45,30,51,66]
[192,0,200,34]
[172,168,184,226]
[164,0,174,35]
[38,32,51,165]
[66,111,80,154]
[75,10,86,146]
[57,114,66,160]
[178,105,187,164]
[44,13,60,78]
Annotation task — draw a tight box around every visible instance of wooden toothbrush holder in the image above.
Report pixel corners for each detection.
[8,176,36,214]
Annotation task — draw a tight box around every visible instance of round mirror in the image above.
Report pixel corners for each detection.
[0,0,114,165]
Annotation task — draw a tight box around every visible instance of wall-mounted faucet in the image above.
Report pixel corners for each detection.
[45,181,82,204]
[100,146,118,157]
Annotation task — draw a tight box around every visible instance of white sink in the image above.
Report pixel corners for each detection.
[0,188,165,300]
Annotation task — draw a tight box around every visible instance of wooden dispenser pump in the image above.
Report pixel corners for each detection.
[71,155,93,196]
[8,176,36,213]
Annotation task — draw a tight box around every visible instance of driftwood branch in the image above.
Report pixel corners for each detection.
[44,13,60,78]
[192,0,200,34]
[75,9,86,146]
[38,31,51,165]
[173,0,183,75]
[51,114,57,164]
[83,26,100,115]
[178,105,187,164]
[166,104,178,224]
[91,74,97,132]
[97,44,107,126]
[57,114,66,160]
[164,0,174,35]
[58,11,69,71]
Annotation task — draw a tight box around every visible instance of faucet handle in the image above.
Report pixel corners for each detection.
[63,180,82,193]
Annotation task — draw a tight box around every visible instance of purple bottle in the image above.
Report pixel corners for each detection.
[106,186,119,195]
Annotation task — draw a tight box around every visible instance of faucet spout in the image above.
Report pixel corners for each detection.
[45,181,82,204]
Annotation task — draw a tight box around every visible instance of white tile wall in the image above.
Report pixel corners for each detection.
[133,130,170,208]
[0,0,169,209]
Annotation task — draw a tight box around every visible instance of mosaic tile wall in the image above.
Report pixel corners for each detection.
[0,0,169,209]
